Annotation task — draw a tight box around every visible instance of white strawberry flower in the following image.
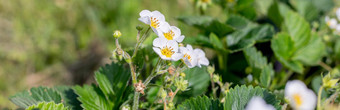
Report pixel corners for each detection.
[336,8,340,21]
[138,10,170,34]
[153,38,183,61]
[285,80,317,110]
[179,45,198,68]
[158,22,185,42]
[194,48,209,67]
[325,16,338,29]
[245,96,275,110]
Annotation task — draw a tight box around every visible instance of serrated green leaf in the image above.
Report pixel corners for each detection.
[284,10,311,49]
[73,84,112,110]
[10,86,62,108]
[226,14,256,30]
[292,33,326,65]
[26,102,69,110]
[183,66,210,96]
[79,62,132,110]
[290,0,319,21]
[224,85,281,110]
[268,1,283,27]
[54,86,81,110]
[271,33,304,73]
[243,47,274,87]
[226,24,274,53]
[176,96,223,110]
[95,72,114,100]
[178,16,234,37]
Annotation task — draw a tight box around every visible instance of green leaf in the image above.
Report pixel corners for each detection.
[178,16,234,37]
[268,1,283,27]
[209,33,226,52]
[176,96,223,110]
[290,0,319,21]
[92,62,132,109]
[10,86,62,108]
[54,86,82,110]
[183,66,210,96]
[224,85,281,110]
[292,33,326,65]
[284,10,311,49]
[26,102,69,110]
[226,14,256,30]
[271,33,303,73]
[335,40,340,60]
[311,0,334,12]
[226,24,274,53]
[73,84,113,110]
[243,47,274,87]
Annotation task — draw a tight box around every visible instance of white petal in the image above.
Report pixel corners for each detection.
[153,38,166,48]
[199,57,209,66]
[299,89,316,110]
[179,47,188,54]
[194,49,206,57]
[176,35,185,42]
[139,10,152,17]
[186,44,193,51]
[153,47,162,56]
[171,53,183,61]
[151,27,160,35]
[151,10,165,22]
[138,16,150,24]
[159,21,171,32]
[167,40,179,52]
[285,80,307,97]
[245,97,275,110]
[161,55,172,60]
[171,26,181,37]
[325,16,330,22]
[336,8,340,21]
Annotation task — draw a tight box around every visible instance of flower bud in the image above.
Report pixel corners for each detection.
[207,66,215,74]
[175,78,189,91]
[213,74,220,83]
[136,25,143,31]
[113,30,122,38]
[180,72,186,77]
[168,66,176,75]
[322,73,339,88]
[158,88,167,99]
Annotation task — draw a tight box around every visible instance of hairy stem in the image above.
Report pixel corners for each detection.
[317,86,324,110]
[170,88,180,102]
[143,58,162,86]
[133,91,140,110]
[319,62,332,72]
[210,73,217,99]
[132,27,151,58]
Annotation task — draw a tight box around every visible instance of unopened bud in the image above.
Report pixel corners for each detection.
[180,72,186,77]
[213,74,220,83]
[207,66,215,74]
[323,73,339,88]
[158,88,167,99]
[136,25,143,31]
[113,30,122,38]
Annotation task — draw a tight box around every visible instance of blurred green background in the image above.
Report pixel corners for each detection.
[0,0,226,109]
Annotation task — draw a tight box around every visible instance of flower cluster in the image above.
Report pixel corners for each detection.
[139,10,209,68]
[325,8,340,33]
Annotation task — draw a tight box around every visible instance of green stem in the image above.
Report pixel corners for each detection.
[143,58,162,86]
[133,91,140,110]
[132,27,151,58]
[317,86,324,110]
[319,62,332,72]
[278,70,293,87]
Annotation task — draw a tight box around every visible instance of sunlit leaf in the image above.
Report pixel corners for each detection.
[176,96,223,110]
[26,102,69,110]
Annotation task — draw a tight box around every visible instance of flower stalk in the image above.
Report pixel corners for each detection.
[317,86,324,110]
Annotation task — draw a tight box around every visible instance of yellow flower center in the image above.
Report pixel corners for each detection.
[183,54,192,61]
[163,30,175,40]
[161,46,174,58]
[150,17,159,28]
[293,94,303,107]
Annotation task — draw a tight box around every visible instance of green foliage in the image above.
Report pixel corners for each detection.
[178,16,234,37]
[9,87,61,108]
[74,62,132,110]
[26,102,69,110]
[226,15,274,52]
[183,67,210,96]
[243,47,274,87]
[176,96,223,110]
[271,10,326,73]
[224,85,281,110]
